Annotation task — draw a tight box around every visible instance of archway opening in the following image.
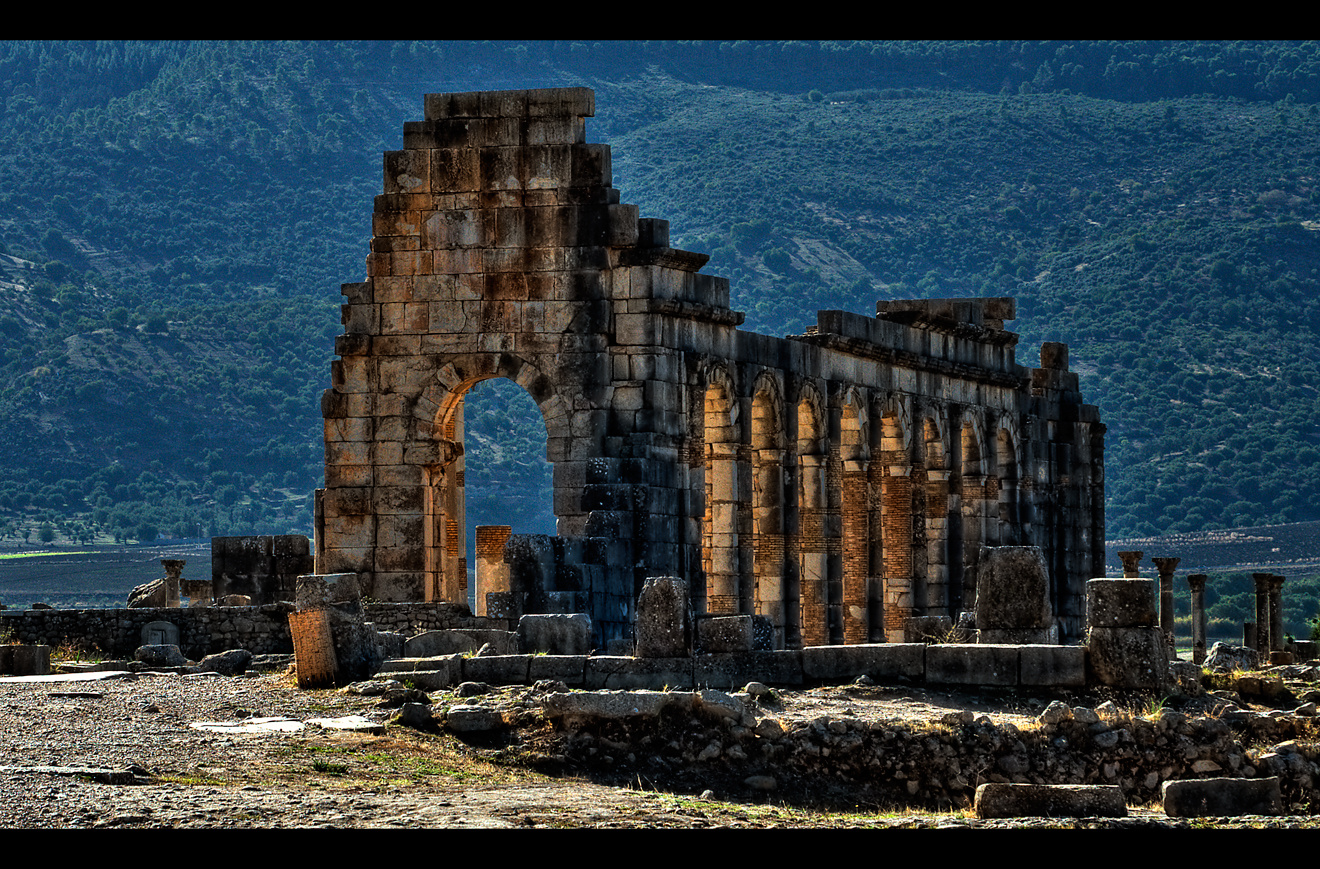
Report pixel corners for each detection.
[450,377,555,610]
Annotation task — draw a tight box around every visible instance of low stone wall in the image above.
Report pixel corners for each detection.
[379,642,1089,691]
[525,689,1320,812]
[0,605,297,659]
[0,601,507,661]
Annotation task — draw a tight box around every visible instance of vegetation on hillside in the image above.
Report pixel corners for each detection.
[0,40,1317,552]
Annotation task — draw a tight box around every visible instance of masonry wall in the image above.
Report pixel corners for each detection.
[316,87,1105,648]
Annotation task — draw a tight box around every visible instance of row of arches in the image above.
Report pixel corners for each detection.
[697,367,1027,648]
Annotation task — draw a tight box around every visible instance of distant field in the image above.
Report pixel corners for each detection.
[0,541,210,610]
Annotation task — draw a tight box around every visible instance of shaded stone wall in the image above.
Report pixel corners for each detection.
[316,87,1105,648]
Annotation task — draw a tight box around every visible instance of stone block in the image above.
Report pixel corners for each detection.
[527,655,588,686]
[1018,644,1086,688]
[634,576,689,658]
[802,643,925,684]
[976,546,1052,631]
[585,656,692,690]
[1087,578,1157,628]
[1086,626,1169,690]
[695,651,803,689]
[974,783,1127,819]
[925,644,1019,686]
[1161,776,1282,817]
[403,629,517,657]
[516,613,592,655]
[11,644,51,676]
[696,615,754,653]
[461,655,531,686]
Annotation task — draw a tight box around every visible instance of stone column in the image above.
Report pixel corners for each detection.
[881,466,913,643]
[1269,574,1286,654]
[1252,572,1272,656]
[161,559,185,608]
[925,469,951,617]
[706,441,741,615]
[1152,556,1180,653]
[1117,550,1143,578]
[1187,573,1208,665]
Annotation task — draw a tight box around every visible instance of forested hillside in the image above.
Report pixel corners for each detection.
[0,40,1317,548]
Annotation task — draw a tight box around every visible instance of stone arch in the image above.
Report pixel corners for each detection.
[411,353,572,607]
[750,370,787,646]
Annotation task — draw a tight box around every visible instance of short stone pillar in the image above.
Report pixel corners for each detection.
[1253,573,1272,655]
[634,576,690,658]
[290,573,377,688]
[975,546,1056,643]
[1268,575,1286,653]
[474,525,512,618]
[161,559,185,608]
[1085,578,1168,690]
[1187,574,1208,665]
[1243,621,1257,651]
[1151,556,1180,655]
[1117,550,1143,578]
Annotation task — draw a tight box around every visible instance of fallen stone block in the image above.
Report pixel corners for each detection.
[1161,776,1282,817]
[195,649,253,676]
[542,689,692,724]
[973,783,1127,818]
[443,705,505,733]
[135,644,189,668]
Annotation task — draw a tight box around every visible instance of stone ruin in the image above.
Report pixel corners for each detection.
[313,86,1106,651]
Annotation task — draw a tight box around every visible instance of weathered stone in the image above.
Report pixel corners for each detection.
[975,546,1052,633]
[316,86,1107,650]
[403,629,516,657]
[136,644,189,668]
[1204,641,1260,673]
[1086,626,1170,690]
[696,615,754,653]
[633,576,689,658]
[195,648,253,676]
[926,644,1019,686]
[1087,579,1157,628]
[443,705,505,733]
[127,579,167,609]
[1161,776,1282,817]
[973,783,1127,818]
[516,613,592,656]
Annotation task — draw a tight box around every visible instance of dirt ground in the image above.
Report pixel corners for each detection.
[0,668,1313,829]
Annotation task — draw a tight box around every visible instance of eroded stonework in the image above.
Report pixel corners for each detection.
[316,87,1105,648]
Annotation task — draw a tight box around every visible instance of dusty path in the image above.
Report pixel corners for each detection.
[0,669,1313,829]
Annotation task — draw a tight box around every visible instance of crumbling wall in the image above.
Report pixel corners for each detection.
[316,87,1105,649]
